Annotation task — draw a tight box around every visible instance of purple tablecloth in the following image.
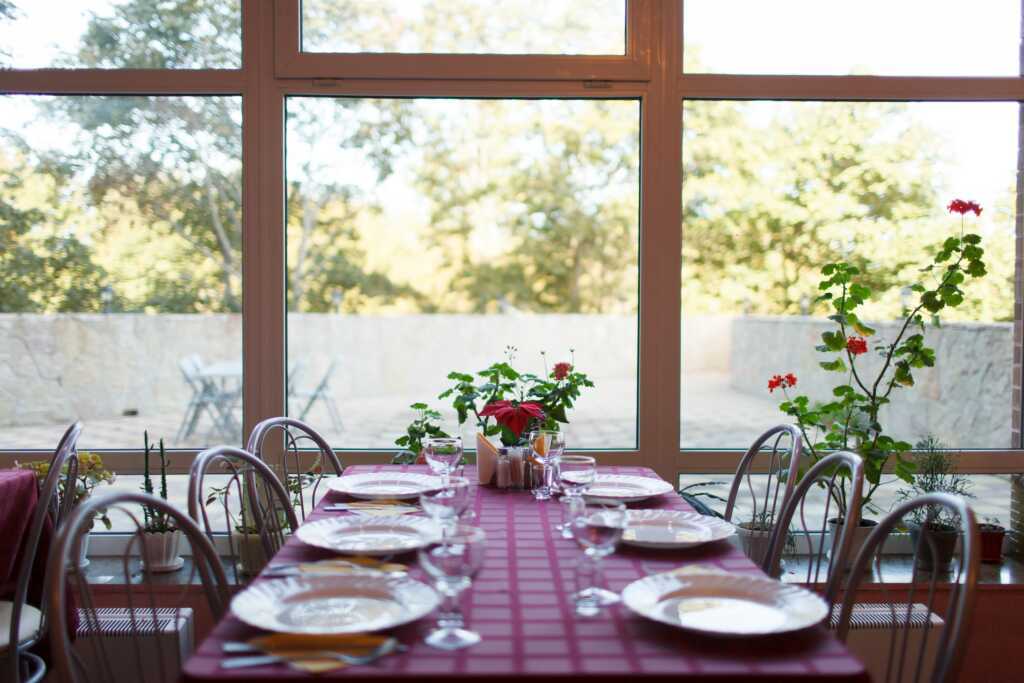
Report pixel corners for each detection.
[184,465,867,682]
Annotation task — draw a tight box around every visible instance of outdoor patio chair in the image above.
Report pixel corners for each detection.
[174,355,241,442]
[291,358,343,433]
[724,424,805,571]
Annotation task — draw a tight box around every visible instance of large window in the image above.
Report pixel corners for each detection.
[285,97,640,449]
[680,100,1017,450]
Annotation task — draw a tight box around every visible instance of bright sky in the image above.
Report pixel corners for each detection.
[1,1,1020,225]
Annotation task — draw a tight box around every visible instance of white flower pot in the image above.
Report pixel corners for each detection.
[231,529,269,577]
[826,518,878,572]
[140,530,184,573]
[67,530,90,572]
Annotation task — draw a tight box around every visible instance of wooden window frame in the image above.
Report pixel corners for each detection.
[0,1,1021,483]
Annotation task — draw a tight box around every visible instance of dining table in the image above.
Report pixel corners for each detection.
[183,465,868,682]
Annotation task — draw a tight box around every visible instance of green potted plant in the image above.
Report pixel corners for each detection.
[17,451,115,571]
[139,432,183,573]
[769,199,987,556]
[895,437,973,572]
[392,403,450,465]
[979,516,1005,564]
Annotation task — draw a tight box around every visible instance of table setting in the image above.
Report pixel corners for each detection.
[183,434,867,682]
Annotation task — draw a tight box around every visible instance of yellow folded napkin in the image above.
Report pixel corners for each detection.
[249,634,390,674]
[344,500,420,516]
[669,564,732,576]
[295,558,407,575]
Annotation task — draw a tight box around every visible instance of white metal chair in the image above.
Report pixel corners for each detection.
[291,359,343,432]
[2,421,82,683]
[835,494,979,683]
[764,450,864,604]
[45,492,229,683]
[247,416,343,520]
[187,446,298,584]
[724,424,805,571]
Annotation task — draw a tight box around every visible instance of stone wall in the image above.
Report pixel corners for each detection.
[729,316,1014,448]
[1,312,722,428]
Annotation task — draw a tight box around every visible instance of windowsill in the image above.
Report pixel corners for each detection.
[779,554,1024,587]
[79,555,241,588]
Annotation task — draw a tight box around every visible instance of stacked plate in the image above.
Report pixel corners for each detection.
[622,510,735,550]
[296,515,442,556]
[327,472,442,501]
[583,474,674,504]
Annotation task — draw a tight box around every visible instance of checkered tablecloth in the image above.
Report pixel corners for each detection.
[183,465,867,682]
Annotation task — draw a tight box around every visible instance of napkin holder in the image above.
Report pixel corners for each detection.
[476,432,499,486]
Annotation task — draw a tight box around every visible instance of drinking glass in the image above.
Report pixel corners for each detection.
[425,436,463,488]
[570,503,627,617]
[418,524,487,650]
[556,455,596,539]
[527,430,565,501]
[420,476,472,531]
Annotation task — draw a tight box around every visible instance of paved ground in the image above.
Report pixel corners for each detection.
[2,372,1011,530]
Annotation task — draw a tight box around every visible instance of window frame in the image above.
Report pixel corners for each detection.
[0,0,1020,485]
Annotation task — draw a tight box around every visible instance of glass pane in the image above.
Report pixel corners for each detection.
[302,0,625,55]
[0,95,243,450]
[681,101,1017,450]
[684,0,1022,76]
[0,0,241,69]
[286,97,640,450]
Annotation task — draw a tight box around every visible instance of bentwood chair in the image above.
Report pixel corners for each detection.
[764,450,864,605]
[188,446,298,584]
[724,424,805,571]
[2,421,82,683]
[247,416,343,520]
[45,492,229,683]
[835,494,980,683]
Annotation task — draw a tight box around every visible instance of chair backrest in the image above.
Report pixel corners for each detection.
[6,421,82,683]
[246,416,343,520]
[45,491,229,683]
[724,424,804,570]
[835,493,980,683]
[765,450,864,605]
[178,354,204,389]
[187,446,298,584]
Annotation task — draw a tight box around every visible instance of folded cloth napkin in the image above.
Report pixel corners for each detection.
[333,500,420,516]
[296,558,407,575]
[249,634,392,674]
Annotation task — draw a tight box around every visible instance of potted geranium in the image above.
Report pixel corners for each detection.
[392,403,450,465]
[18,451,115,570]
[139,432,183,573]
[769,199,988,559]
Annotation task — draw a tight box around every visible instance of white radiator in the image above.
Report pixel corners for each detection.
[830,602,944,683]
[73,607,194,683]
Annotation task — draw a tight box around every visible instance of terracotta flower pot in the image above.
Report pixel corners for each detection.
[979,524,1005,564]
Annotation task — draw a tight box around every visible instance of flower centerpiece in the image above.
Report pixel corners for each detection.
[17,450,116,570]
[767,199,988,539]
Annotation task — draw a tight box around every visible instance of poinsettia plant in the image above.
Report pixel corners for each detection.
[440,346,594,446]
[769,199,988,516]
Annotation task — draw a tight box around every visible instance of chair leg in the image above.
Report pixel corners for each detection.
[324,395,343,432]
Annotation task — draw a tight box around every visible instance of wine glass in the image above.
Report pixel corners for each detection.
[527,430,565,501]
[420,476,472,531]
[556,455,596,539]
[418,524,487,650]
[425,436,463,488]
[570,503,627,617]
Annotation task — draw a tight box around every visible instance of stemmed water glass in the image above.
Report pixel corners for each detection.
[420,476,472,532]
[556,455,596,539]
[527,430,565,501]
[425,436,463,488]
[418,524,487,650]
[570,502,627,617]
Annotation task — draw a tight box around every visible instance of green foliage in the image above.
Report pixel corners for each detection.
[393,403,450,463]
[895,436,973,530]
[776,206,987,515]
[141,431,176,533]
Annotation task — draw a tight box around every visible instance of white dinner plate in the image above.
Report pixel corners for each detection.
[622,510,736,550]
[622,572,828,637]
[583,474,674,503]
[327,472,443,500]
[231,574,440,634]
[296,515,442,556]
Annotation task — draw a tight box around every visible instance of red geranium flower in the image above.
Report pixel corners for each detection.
[846,336,868,356]
[948,198,983,216]
[480,400,545,439]
[553,362,572,380]
[768,373,797,393]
